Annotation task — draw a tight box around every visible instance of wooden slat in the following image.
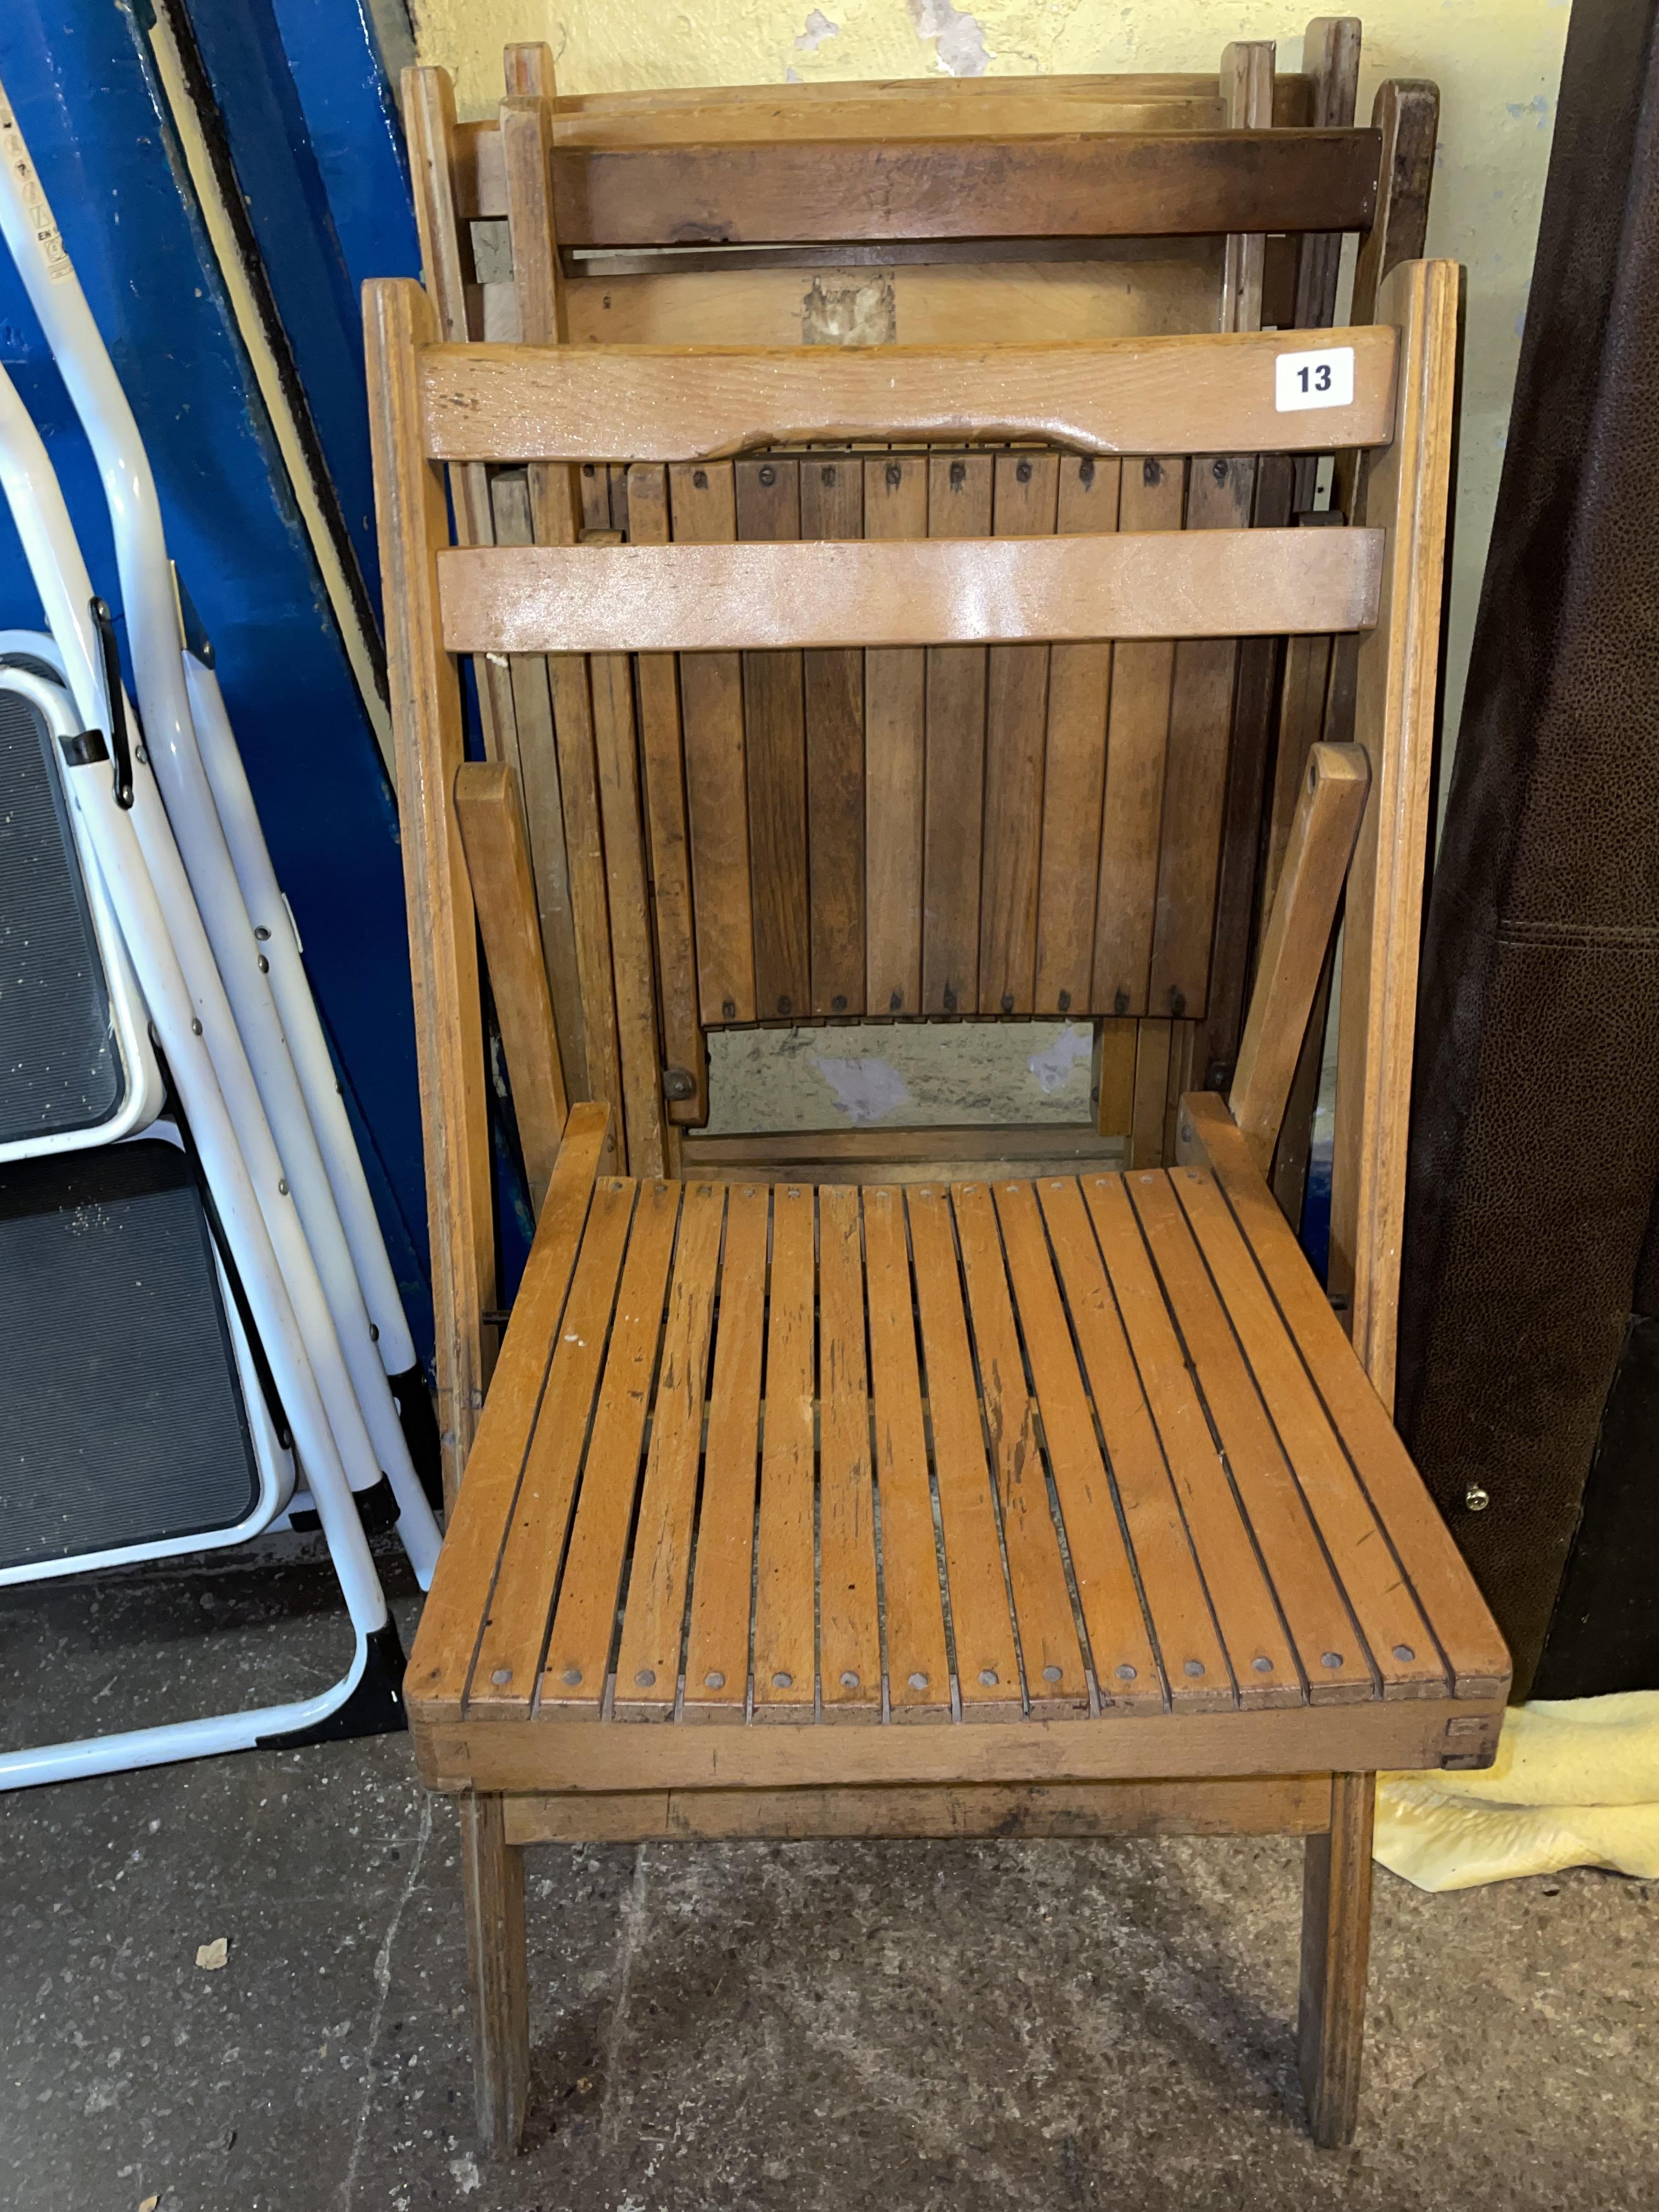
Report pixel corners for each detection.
[1094,1017,1138,1140]
[534,132,1380,250]
[669,460,755,1025]
[488,473,589,1102]
[1176,1092,1510,1700]
[1148,454,1256,1019]
[1201,456,1294,1092]
[1163,1017,1201,1169]
[364,278,495,1506]
[541,1181,681,1713]
[453,760,568,1212]
[979,452,1057,1014]
[1290,18,1364,510]
[905,1186,1023,1719]
[1036,1177,1227,1702]
[863,455,928,1015]
[469,1177,638,1713]
[1329,260,1457,1404]
[612,1183,725,1718]
[1086,1172,1310,1701]
[589,651,667,1178]
[625,463,704,1122]
[861,1186,952,1720]
[406,1104,610,1721]
[440,529,1384,658]
[1116,1170,1364,1702]
[752,1186,819,1718]
[682,1184,769,1717]
[1130,1015,1173,1169]
[1229,741,1368,1172]
[1220,42,1276,331]
[401,70,516,768]
[816,1183,881,1720]
[1034,455,1116,1015]
[991,1180,1177,1709]
[504,1772,1335,1844]
[683,1124,1119,1170]
[799,458,866,1017]
[736,458,810,1019]
[545,652,625,1164]
[1093,457,1186,1017]
[418,325,1401,465]
[923,453,992,1014]
[1170,1166,1443,1698]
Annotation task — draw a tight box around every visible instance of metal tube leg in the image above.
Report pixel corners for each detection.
[1298,1770,1375,2148]
[460,1794,529,2156]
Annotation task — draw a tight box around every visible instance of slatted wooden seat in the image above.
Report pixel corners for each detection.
[367,259,1508,2160]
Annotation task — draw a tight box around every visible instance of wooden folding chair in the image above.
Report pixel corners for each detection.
[367,258,1509,2159]
[395,33,1440,1466]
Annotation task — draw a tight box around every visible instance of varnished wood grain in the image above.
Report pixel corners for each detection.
[1328,260,1456,1406]
[454,761,568,1211]
[1299,1772,1375,2148]
[863,455,929,1015]
[439,529,1384,656]
[419,325,1399,465]
[537,130,1379,250]
[1229,741,1368,1173]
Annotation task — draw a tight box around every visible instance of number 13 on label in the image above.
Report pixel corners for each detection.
[1274,346,1355,413]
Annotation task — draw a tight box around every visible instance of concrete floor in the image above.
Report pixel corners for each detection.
[3,1539,1655,2212]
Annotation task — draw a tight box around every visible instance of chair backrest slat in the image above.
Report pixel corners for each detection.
[437,529,1384,656]
[419,326,1398,465]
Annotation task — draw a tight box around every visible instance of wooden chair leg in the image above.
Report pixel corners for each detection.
[460,1792,530,2155]
[1297,1771,1375,2147]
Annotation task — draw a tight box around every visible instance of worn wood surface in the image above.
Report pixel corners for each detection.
[365,279,495,1505]
[458,1795,528,2159]
[923,452,992,1014]
[407,1152,1510,1768]
[1299,1772,1375,2148]
[418,325,1400,463]
[439,529,1384,656]
[1229,741,1369,1173]
[502,1773,1335,1844]
[1327,259,1457,1408]
[454,761,568,1211]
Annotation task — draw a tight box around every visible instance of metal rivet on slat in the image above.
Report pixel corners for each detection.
[772,1671,793,1689]
[759,464,777,487]
[1042,1664,1062,1684]
[908,1671,929,1691]
[634,1668,656,1688]
[1183,1660,1205,1677]
[1115,1663,1137,1681]
[978,1668,998,1687]
[1392,1645,1416,1663]
[840,1671,860,1689]
[693,469,708,490]
[1321,1652,1344,1669]
[562,1667,582,1686]
[885,461,902,490]
[490,1668,511,1686]
[1251,1657,1273,1673]
[704,1670,725,1690]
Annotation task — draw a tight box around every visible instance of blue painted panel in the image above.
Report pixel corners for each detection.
[0,3,433,1353]
[268,0,421,307]
[178,0,384,619]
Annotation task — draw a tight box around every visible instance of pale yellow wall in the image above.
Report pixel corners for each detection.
[410,0,1570,766]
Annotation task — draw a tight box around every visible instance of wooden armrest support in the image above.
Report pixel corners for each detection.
[408,1101,610,1720]
[455,760,568,1211]
[1228,740,1368,1174]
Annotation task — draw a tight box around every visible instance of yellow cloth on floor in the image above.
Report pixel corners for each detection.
[1374,1690,1659,1891]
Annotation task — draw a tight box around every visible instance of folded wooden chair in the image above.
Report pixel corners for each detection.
[397,31,1440,1451]
[367,258,1509,2158]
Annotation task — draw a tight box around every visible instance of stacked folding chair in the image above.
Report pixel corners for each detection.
[397,25,1440,1498]
[0,85,442,1786]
